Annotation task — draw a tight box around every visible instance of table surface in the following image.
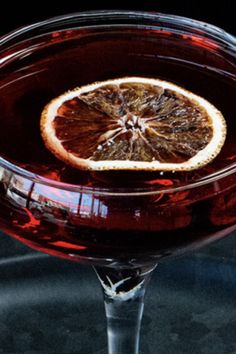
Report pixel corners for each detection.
[0,230,236,354]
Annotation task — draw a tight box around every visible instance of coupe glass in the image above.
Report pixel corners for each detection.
[0,11,236,354]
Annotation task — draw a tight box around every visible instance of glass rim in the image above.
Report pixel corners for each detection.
[0,10,236,196]
[0,10,235,46]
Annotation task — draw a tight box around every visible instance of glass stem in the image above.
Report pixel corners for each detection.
[94,264,157,354]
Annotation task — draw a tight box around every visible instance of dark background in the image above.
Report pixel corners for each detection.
[0,0,235,36]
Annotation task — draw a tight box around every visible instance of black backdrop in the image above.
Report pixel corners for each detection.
[0,0,235,36]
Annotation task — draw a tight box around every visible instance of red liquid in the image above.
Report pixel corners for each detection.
[0,27,236,265]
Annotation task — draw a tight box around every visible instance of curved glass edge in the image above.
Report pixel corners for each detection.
[0,10,235,47]
[1,157,236,196]
[0,10,236,196]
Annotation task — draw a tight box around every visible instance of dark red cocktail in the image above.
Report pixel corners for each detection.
[0,11,235,354]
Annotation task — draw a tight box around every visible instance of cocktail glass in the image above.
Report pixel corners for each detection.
[0,11,236,354]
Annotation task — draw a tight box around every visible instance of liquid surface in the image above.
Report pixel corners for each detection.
[0,28,236,191]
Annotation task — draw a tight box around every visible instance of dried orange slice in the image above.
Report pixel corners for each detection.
[40,77,226,171]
